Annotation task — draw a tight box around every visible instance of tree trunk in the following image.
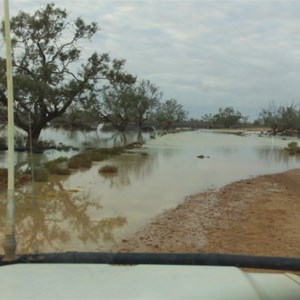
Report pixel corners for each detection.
[26,125,44,150]
[137,130,143,143]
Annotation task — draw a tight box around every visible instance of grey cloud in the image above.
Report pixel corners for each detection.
[4,0,300,119]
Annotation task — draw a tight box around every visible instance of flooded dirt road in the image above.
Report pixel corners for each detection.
[1,130,300,254]
[115,168,300,257]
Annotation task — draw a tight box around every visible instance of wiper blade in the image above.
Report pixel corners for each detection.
[1,252,300,271]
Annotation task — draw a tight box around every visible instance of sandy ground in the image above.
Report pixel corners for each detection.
[114,168,300,258]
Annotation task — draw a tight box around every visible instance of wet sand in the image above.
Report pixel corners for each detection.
[114,168,300,257]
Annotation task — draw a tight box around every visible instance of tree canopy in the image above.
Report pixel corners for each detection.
[97,76,137,132]
[152,99,187,129]
[257,102,300,134]
[0,3,129,145]
[131,80,162,129]
[201,106,246,128]
[0,3,188,143]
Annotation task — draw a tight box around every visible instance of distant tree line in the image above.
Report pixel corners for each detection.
[200,107,248,129]
[254,102,300,135]
[181,103,300,135]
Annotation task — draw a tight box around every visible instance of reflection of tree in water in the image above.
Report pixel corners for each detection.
[256,147,298,165]
[94,130,152,148]
[99,150,157,188]
[14,151,49,172]
[110,131,149,148]
[0,179,126,254]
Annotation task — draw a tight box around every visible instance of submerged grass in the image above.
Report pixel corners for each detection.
[88,147,123,162]
[68,153,92,169]
[68,146,125,169]
[44,157,70,175]
[0,168,32,190]
[99,165,118,174]
[33,167,49,182]
[0,144,139,187]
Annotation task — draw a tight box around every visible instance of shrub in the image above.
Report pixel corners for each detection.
[33,167,49,182]
[287,141,298,149]
[67,146,124,169]
[44,157,70,175]
[140,152,149,157]
[125,142,143,149]
[15,133,26,148]
[99,165,118,174]
[285,141,300,155]
[89,150,107,162]
[68,153,92,169]
[87,147,124,162]
[98,147,124,155]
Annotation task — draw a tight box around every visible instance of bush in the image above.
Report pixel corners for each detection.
[287,141,298,149]
[0,168,32,188]
[98,147,124,155]
[140,152,149,157]
[44,157,70,175]
[89,150,107,162]
[68,153,92,169]
[99,165,118,174]
[285,141,300,155]
[85,147,124,162]
[33,167,49,182]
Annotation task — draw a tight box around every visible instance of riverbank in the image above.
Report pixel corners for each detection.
[114,168,300,257]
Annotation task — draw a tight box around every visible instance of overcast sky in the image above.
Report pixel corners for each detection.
[2,0,300,120]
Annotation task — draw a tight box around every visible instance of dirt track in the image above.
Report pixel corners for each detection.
[114,168,300,257]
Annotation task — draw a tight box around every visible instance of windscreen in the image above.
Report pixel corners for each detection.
[0,0,300,262]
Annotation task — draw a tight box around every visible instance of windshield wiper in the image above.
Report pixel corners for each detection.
[1,252,300,271]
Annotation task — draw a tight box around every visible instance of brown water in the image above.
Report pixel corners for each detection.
[1,130,300,254]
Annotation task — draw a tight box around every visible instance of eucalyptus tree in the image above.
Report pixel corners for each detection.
[95,72,137,132]
[213,107,244,128]
[258,103,300,134]
[201,107,245,128]
[0,3,128,146]
[258,102,281,134]
[153,99,187,129]
[132,80,162,130]
[277,104,300,132]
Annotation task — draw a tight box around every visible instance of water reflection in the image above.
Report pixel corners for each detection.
[0,178,127,254]
[0,129,150,168]
[98,152,156,188]
[42,127,149,150]
[256,147,299,166]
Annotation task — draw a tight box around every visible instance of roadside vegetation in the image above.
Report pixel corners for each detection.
[285,142,300,155]
[99,165,118,174]
[254,103,300,136]
[41,143,141,179]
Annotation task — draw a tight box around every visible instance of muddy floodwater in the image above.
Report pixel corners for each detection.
[1,129,300,254]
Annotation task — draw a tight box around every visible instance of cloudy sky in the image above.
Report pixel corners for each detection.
[2,0,300,120]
